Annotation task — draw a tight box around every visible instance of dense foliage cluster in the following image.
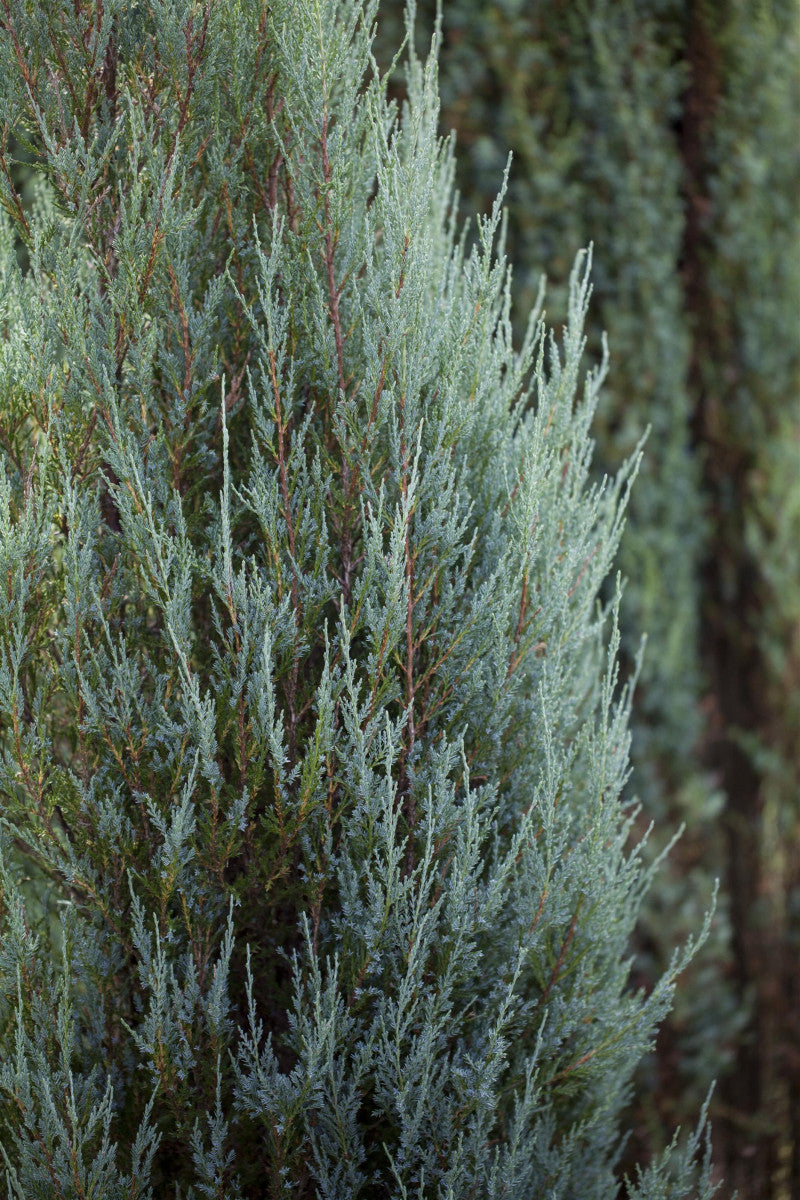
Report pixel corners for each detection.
[373,0,724,1157]
[0,1,722,1195]
[376,2,800,1192]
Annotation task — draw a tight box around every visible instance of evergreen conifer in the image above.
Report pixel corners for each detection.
[0,1,717,1193]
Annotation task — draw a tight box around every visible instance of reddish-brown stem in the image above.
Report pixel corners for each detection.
[136,4,210,308]
[319,108,362,611]
[567,546,599,600]
[319,112,346,400]
[268,348,302,756]
[539,898,582,1006]
[507,565,531,679]
[544,1047,597,1089]
[397,396,418,873]
[529,885,548,936]
[0,141,31,237]
[70,405,99,482]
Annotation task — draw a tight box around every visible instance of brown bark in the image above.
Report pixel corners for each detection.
[680,3,781,1193]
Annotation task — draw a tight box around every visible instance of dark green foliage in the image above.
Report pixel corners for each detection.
[0,1,722,1195]
[682,0,800,1189]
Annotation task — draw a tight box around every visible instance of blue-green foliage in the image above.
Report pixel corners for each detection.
[376,0,702,787]
[0,1,716,1194]
[373,0,736,1144]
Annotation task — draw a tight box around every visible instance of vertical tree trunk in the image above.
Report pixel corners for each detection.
[681,2,779,1192]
